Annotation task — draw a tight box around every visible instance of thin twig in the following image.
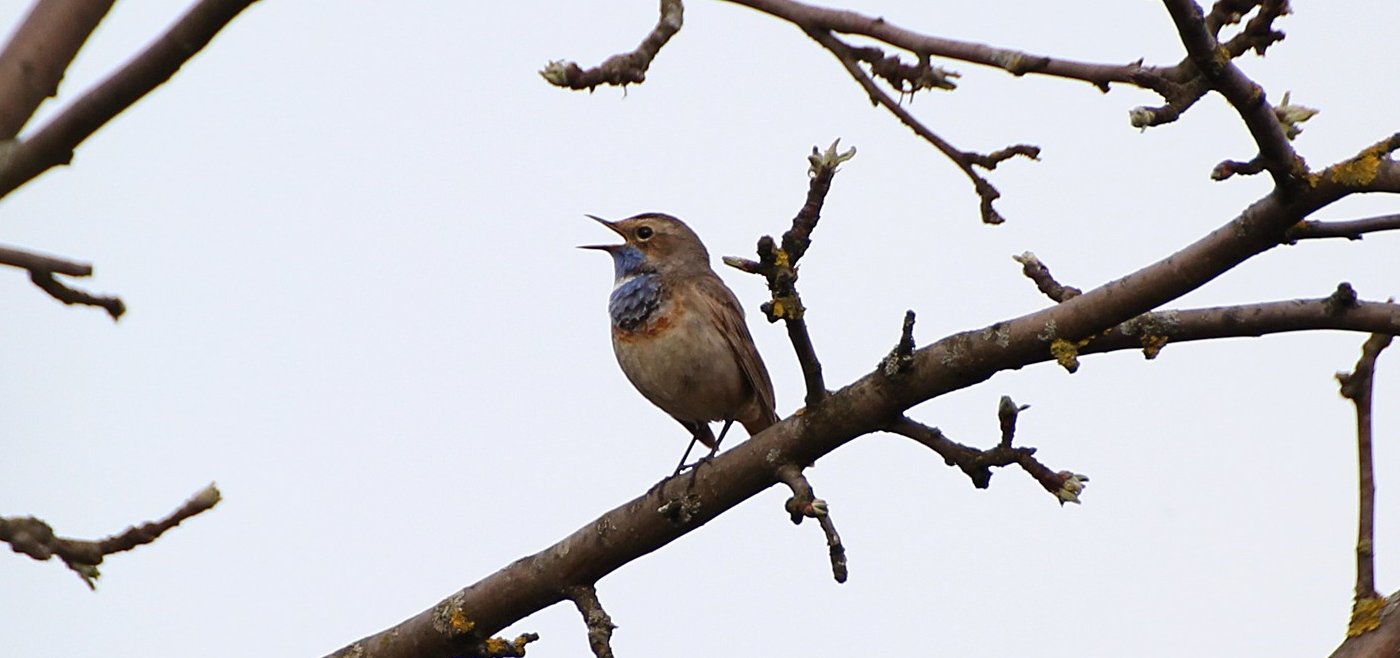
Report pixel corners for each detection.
[565,585,616,658]
[726,141,852,407]
[539,0,683,90]
[0,0,262,199]
[879,310,917,376]
[0,242,123,318]
[806,29,1036,224]
[887,415,1087,504]
[775,464,847,583]
[0,483,221,589]
[1337,333,1393,636]
[28,269,125,319]
[1286,213,1400,242]
[997,395,1029,449]
[1013,252,1081,303]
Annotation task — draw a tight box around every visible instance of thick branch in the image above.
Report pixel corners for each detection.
[0,0,115,139]
[0,0,261,199]
[1,483,221,589]
[539,0,682,90]
[1330,593,1400,658]
[327,132,1396,658]
[0,243,93,275]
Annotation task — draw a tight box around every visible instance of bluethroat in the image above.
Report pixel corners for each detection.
[582,212,779,475]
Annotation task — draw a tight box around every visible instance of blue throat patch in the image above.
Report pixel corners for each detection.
[608,246,662,330]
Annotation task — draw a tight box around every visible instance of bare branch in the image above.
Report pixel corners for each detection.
[540,0,683,91]
[879,310,917,376]
[723,0,1171,92]
[0,243,92,276]
[328,119,1400,658]
[0,0,116,139]
[0,0,262,200]
[1161,0,1299,185]
[887,414,1087,504]
[1310,133,1400,196]
[0,243,124,319]
[1329,593,1400,658]
[1087,296,1400,359]
[997,395,1030,449]
[805,29,1035,224]
[27,268,125,319]
[1013,252,1081,303]
[565,585,616,658]
[726,140,854,408]
[1286,213,1400,242]
[775,464,848,583]
[1336,333,1393,637]
[1,483,221,589]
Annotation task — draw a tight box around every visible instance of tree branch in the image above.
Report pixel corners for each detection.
[1013,252,1082,303]
[326,99,1400,658]
[1161,0,1299,186]
[1,483,221,589]
[565,585,616,658]
[0,0,262,199]
[723,0,1172,92]
[1286,213,1400,242]
[539,0,683,91]
[888,404,1088,504]
[0,0,116,139]
[805,28,1035,224]
[0,243,124,319]
[1336,333,1393,638]
[725,140,854,408]
[775,464,847,582]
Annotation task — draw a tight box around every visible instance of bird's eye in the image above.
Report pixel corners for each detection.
[636,226,654,240]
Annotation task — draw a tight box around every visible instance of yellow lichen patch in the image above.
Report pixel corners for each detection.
[1141,334,1169,360]
[1347,595,1388,637]
[773,248,791,269]
[449,609,476,635]
[770,295,804,321]
[1327,148,1385,187]
[1050,338,1087,373]
[482,638,511,655]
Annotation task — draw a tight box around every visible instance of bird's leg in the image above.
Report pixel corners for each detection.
[706,419,735,461]
[671,435,703,477]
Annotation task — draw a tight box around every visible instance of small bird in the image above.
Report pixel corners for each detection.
[581,212,779,475]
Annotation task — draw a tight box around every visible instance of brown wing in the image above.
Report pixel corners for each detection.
[692,272,779,430]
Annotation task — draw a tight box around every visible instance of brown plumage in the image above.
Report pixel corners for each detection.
[582,212,778,472]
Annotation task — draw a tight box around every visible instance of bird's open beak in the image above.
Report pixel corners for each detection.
[577,214,626,251]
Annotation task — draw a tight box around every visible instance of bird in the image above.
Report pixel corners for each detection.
[581,212,779,476]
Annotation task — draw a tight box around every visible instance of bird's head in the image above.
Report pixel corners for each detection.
[579,212,710,279]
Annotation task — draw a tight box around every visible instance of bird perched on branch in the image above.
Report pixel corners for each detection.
[581,212,778,475]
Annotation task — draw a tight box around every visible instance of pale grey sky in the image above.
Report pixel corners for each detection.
[2,2,1397,657]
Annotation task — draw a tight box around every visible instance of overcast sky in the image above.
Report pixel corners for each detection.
[2,2,1398,657]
